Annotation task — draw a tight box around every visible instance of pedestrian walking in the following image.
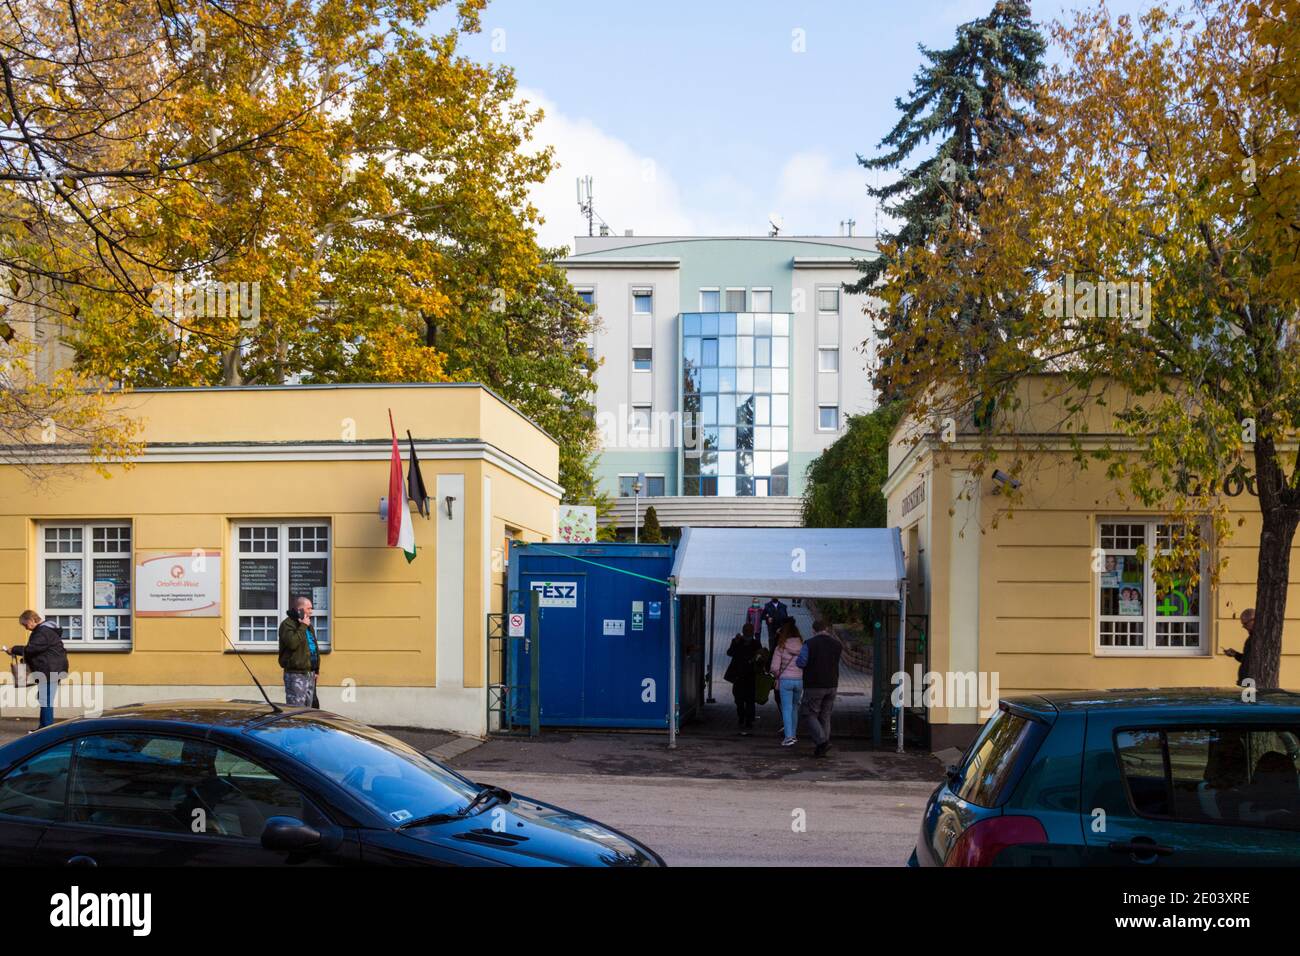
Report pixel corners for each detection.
[5,611,69,728]
[279,596,321,707]
[761,597,790,653]
[797,618,843,757]
[724,622,762,735]
[769,622,804,746]
[1223,608,1255,686]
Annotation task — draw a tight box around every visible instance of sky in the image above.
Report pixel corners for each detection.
[446,0,1162,250]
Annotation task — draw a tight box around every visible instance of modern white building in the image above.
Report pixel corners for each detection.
[558,234,880,529]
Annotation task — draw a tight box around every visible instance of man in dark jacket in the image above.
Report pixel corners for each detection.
[761,597,790,653]
[724,622,761,734]
[1223,608,1255,686]
[6,611,69,728]
[279,596,320,707]
[796,618,842,757]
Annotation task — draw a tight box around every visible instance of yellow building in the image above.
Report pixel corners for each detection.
[883,376,1300,750]
[3,384,562,733]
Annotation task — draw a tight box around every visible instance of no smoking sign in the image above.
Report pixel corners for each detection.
[508,613,526,637]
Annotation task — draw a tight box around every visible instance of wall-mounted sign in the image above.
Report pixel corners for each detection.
[136,551,222,617]
[508,612,526,637]
[631,600,644,632]
[530,581,577,608]
[901,482,926,518]
[556,505,597,544]
[648,601,662,620]
[603,619,625,636]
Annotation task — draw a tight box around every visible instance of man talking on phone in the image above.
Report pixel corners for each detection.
[279,595,320,707]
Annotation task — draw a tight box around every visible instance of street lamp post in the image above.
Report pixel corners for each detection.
[633,472,644,543]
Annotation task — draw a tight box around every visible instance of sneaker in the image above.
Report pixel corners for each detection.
[781,737,797,747]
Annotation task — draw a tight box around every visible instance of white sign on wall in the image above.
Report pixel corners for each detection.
[530,581,578,608]
[508,612,526,637]
[136,551,222,617]
[603,619,625,636]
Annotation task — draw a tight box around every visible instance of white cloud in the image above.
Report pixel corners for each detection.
[520,87,882,246]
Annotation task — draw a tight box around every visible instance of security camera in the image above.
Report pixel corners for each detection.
[991,469,1021,490]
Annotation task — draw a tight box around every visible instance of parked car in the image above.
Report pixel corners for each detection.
[0,700,663,866]
[911,689,1300,866]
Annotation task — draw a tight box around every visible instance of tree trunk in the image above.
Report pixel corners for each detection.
[1250,436,1300,688]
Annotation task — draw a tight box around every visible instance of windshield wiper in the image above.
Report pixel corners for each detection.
[458,784,511,817]
[394,785,511,830]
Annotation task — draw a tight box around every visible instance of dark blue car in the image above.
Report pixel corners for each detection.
[0,700,663,867]
[912,689,1300,866]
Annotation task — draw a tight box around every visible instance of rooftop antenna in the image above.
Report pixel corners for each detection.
[768,213,783,237]
[220,624,282,713]
[577,175,595,237]
[846,218,856,237]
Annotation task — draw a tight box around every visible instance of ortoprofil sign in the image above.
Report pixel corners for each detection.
[136,550,222,617]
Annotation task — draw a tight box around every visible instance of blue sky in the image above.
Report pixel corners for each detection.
[447,0,1160,249]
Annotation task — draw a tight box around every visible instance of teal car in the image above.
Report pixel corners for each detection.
[911,689,1300,866]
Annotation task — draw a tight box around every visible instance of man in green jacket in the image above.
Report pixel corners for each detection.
[279,596,320,707]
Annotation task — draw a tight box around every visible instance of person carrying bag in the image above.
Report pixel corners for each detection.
[6,611,69,728]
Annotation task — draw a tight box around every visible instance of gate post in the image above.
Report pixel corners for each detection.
[529,588,541,737]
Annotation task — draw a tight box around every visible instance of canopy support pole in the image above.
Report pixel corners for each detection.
[668,578,678,749]
[896,586,907,754]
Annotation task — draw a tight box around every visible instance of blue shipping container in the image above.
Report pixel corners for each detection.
[507,542,675,728]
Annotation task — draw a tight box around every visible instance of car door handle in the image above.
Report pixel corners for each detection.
[1109,840,1173,858]
[65,855,97,867]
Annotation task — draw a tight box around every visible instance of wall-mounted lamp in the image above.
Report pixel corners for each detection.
[991,469,1022,493]
[444,495,456,519]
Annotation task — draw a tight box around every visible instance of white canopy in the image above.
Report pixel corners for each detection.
[670,526,905,600]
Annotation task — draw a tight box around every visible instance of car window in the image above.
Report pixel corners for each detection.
[69,734,306,839]
[1116,726,1300,830]
[0,741,74,821]
[956,709,1035,808]
[249,713,479,825]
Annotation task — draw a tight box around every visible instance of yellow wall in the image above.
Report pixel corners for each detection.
[887,431,1300,734]
[1,384,560,730]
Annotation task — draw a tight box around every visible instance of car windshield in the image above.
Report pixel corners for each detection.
[247,713,479,825]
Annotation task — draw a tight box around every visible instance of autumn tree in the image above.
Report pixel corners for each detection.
[49,0,598,496]
[876,1,1300,686]
[802,403,904,529]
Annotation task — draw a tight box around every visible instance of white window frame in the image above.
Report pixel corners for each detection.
[37,520,133,649]
[817,404,840,432]
[818,347,840,372]
[575,287,596,307]
[724,287,746,312]
[1095,518,1209,657]
[632,287,654,315]
[629,404,652,433]
[750,288,773,313]
[699,288,720,311]
[231,520,331,650]
[618,473,666,497]
[632,347,653,371]
[816,286,841,314]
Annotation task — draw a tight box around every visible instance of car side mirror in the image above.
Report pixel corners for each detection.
[261,816,321,853]
[944,764,963,785]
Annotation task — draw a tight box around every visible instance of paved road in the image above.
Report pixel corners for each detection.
[482,770,935,866]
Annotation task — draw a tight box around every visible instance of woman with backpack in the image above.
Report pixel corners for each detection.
[5,610,69,728]
[769,621,805,747]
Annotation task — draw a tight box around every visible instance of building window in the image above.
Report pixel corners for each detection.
[699,289,720,311]
[630,404,651,432]
[817,287,840,313]
[576,288,595,307]
[818,405,839,430]
[619,475,666,497]
[1096,519,1207,655]
[724,288,746,312]
[234,521,331,648]
[38,521,132,647]
[751,289,772,312]
[681,311,790,497]
[818,348,839,372]
[632,347,652,371]
[632,289,653,315]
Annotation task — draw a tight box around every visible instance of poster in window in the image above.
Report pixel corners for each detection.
[1100,555,1142,616]
[1118,586,1143,616]
[239,558,278,611]
[1156,579,1198,617]
[93,557,131,608]
[136,551,222,617]
[44,559,82,609]
[289,558,327,608]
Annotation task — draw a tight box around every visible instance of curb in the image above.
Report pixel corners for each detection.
[425,735,485,762]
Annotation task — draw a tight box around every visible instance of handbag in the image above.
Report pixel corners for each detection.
[10,658,33,687]
[754,671,774,705]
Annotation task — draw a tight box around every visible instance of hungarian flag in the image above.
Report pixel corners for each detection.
[406,430,430,518]
[387,411,416,562]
